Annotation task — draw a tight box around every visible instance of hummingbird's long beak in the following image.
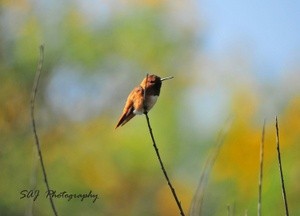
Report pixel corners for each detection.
[161,76,174,81]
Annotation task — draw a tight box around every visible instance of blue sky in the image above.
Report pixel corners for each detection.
[39,0,300,124]
[37,0,300,80]
[198,0,300,79]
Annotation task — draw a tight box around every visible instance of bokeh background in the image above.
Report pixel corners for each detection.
[1,0,300,215]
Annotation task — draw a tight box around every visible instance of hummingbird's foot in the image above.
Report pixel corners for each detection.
[143,105,148,115]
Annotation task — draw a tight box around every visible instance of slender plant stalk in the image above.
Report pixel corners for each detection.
[144,113,185,216]
[143,74,185,216]
[258,119,266,216]
[232,202,236,216]
[30,45,58,216]
[25,146,39,216]
[189,117,231,216]
[227,204,231,216]
[275,116,289,216]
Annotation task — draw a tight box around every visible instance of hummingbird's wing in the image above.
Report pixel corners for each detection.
[115,86,144,129]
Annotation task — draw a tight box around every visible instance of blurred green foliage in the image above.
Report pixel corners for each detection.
[1,1,300,216]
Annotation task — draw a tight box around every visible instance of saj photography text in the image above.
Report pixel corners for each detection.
[20,189,100,203]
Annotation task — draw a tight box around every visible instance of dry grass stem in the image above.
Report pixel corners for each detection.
[275,116,289,216]
[189,117,232,216]
[30,45,58,216]
[258,119,266,216]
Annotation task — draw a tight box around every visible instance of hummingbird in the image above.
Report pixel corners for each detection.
[115,74,173,129]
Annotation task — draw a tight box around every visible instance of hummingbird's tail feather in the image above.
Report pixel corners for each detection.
[115,109,135,129]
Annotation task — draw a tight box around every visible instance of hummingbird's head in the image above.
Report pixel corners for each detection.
[140,74,162,90]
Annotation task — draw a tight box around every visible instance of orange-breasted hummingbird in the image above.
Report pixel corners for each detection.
[115,74,173,129]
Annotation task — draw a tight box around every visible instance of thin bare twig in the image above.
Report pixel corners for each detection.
[30,45,58,216]
[275,116,289,216]
[25,146,39,216]
[143,74,185,216]
[258,119,266,216]
[144,114,185,215]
